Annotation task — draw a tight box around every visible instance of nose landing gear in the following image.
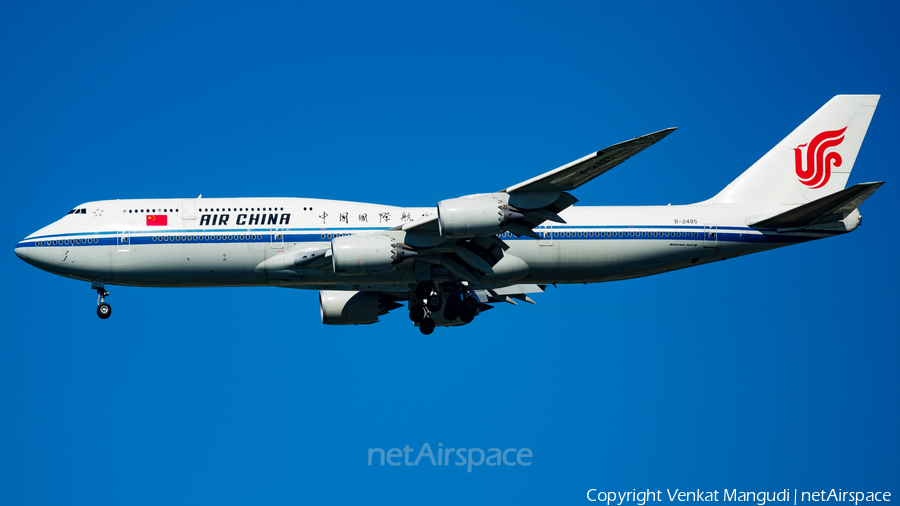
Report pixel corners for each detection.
[93,280,111,319]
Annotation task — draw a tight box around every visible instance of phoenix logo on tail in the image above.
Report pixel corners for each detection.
[794,127,847,188]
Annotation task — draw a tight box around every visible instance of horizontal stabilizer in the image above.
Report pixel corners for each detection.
[750,182,883,229]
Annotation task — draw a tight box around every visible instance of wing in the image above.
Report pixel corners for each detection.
[501,128,676,193]
[473,284,547,305]
[393,129,675,291]
[268,130,674,326]
[398,128,675,239]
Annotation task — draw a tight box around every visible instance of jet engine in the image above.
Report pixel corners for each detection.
[319,290,402,325]
[331,234,416,275]
[436,197,524,238]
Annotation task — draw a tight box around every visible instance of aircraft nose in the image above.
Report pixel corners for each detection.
[15,243,29,260]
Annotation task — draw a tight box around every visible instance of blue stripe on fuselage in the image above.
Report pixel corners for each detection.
[17,224,821,248]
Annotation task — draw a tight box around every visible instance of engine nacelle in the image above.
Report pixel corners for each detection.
[437,197,523,238]
[319,290,395,325]
[331,234,416,275]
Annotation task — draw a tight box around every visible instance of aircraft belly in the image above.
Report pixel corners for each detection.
[512,238,715,284]
[106,244,269,286]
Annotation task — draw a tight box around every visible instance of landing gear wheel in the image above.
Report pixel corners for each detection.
[415,281,434,299]
[426,294,443,312]
[409,304,426,323]
[460,298,477,322]
[97,302,112,319]
[93,281,111,319]
[419,317,436,335]
[443,305,459,321]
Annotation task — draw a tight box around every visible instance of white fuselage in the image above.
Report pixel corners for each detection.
[15,197,844,292]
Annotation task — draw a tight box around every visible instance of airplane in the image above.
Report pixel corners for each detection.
[14,95,882,335]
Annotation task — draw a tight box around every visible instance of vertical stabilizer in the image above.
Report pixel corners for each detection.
[708,95,878,205]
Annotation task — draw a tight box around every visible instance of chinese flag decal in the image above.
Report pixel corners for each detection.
[146,215,168,226]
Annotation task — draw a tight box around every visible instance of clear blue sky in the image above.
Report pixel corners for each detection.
[2,1,898,504]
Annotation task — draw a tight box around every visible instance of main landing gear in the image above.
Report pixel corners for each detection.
[93,280,111,319]
[410,281,481,335]
[409,281,434,334]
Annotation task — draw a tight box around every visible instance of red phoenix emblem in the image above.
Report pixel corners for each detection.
[794,127,846,189]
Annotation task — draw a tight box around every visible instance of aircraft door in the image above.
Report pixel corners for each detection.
[117,232,131,252]
[182,199,197,221]
[540,226,553,246]
[703,224,717,248]
[270,228,285,249]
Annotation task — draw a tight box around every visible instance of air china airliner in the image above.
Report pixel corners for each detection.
[15,95,882,334]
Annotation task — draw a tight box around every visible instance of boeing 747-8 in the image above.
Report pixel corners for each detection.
[15,95,882,334]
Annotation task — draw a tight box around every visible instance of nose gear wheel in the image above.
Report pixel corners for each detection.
[93,280,112,319]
